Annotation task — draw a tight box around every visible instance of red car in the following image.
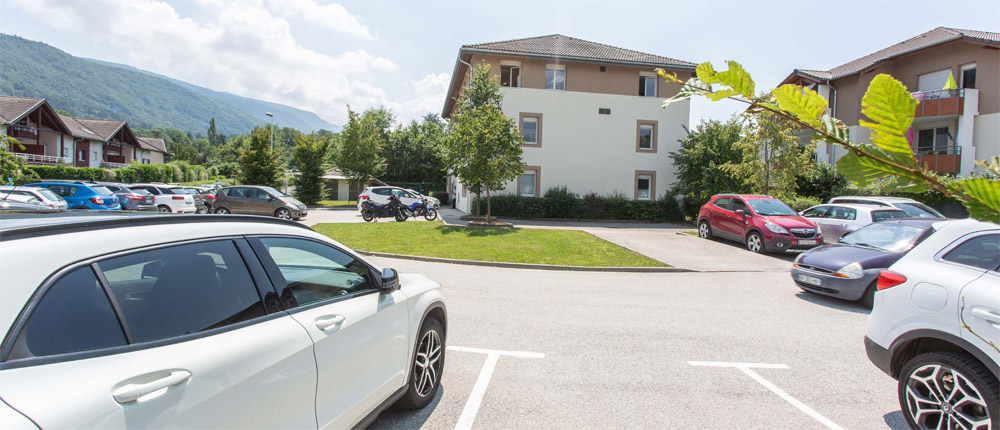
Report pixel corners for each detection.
[697,194,823,253]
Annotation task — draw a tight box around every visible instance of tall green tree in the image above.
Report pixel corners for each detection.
[293,133,330,205]
[207,118,218,146]
[336,106,389,198]
[238,126,281,187]
[383,114,448,185]
[1,135,28,184]
[669,116,748,209]
[442,62,526,222]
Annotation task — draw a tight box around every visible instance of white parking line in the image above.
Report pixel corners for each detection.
[689,361,845,430]
[448,346,545,430]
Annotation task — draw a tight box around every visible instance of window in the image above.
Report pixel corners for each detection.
[917,69,951,92]
[942,233,1000,271]
[598,108,611,115]
[917,127,950,154]
[518,166,540,197]
[500,64,521,88]
[961,64,976,89]
[96,240,265,343]
[636,120,658,152]
[7,267,127,360]
[635,171,655,200]
[639,74,657,97]
[829,207,857,220]
[77,150,86,161]
[730,198,747,213]
[372,188,392,196]
[246,188,269,200]
[46,184,77,197]
[802,206,830,218]
[519,113,542,146]
[871,210,906,222]
[545,65,565,90]
[713,197,732,209]
[259,238,375,307]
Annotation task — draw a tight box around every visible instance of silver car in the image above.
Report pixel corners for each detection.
[0,186,68,210]
[801,203,907,242]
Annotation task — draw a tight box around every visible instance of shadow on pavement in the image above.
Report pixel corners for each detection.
[368,386,444,429]
[706,237,799,262]
[883,410,908,429]
[794,291,871,315]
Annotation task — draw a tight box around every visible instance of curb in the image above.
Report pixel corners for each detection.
[354,250,694,273]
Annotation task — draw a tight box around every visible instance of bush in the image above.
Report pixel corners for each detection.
[27,165,105,181]
[581,192,605,219]
[795,162,847,202]
[784,196,822,212]
[542,186,580,218]
[477,191,685,222]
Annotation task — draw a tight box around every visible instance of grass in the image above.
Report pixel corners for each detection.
[681,230,699,236]
[314,200,357,208]
[313,221,668,267]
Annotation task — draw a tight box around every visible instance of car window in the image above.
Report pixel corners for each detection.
[392,189,407,198]
[871,210,906,222]
[713,198,731,210]
[840,223,928,252]
[31,188,62,202]
[894,202,943,218]
[247,188,269,200]
[102,185,122,192]
[225,187,245,198]
[91,186,114,196]
[259,237,374,307]
[45,184,77,197]
[829,207,857,220]
[7,267,127,360]
[802,206,830,218]
[372,188,392,196]
[730,199,747,213]
[747,199,798,216]
[95,240,265,343]
[942,233,1000,271]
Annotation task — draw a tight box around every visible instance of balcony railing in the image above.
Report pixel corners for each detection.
[14,153,72,165]
[10,126,39,140]
[104,154,127,164]
[101,162,129,169]
[913,89,964,118]
[915,145,961,174]
[9,143,45,156]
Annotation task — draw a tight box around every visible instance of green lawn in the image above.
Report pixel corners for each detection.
[314,200,357,208]
[313,222,668,267]
[681,230,699,236]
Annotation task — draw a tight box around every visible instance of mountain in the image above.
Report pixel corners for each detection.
[0,34,337,136]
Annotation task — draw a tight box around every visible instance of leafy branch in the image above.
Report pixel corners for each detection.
[656,62,1000,222]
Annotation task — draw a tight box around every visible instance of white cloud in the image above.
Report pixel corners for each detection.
[10,0,437,126]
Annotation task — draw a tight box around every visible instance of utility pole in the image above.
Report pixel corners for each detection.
[265,112,274,152]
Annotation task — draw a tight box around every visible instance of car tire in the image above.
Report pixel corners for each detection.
[424,208,438,221]
[214,207,231,214]
[859,281,877,309]
[898,351,999,430]
[362,211,374,222]
[746,231,765,253]
[397,317,445,409]
[275,208,292,220]
[157,205,171,213]
[698,220,713,239]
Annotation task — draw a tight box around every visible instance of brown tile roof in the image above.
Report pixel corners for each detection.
[462,34,697,69]
[0,96,45,123]
[137,137,169,154]
[784,27,999,85]
[71,118,126,141]
[58,115,106,140]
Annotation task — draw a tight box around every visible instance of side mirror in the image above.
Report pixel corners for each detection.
[735,209,745,218]
[380,268,400,291]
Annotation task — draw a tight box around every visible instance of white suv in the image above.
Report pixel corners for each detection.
[130,183,196,213]
[865,218,999,429]
[829,196,945,218]
[0,213,447,428]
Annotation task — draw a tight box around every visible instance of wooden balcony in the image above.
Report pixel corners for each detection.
[915,145,961,174]
[10,142,45,155]
[10,127,39,140]
[913,89,964,118]
[105,154,127,164]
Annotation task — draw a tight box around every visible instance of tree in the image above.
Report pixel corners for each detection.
[293,133,330,205]
[383,114,448,185]
[669,116,747,208]
[207,118,218,146]
[1,135,28,184]
[238,126,281,187]
[336,106,389,199]
[442,62,526,222]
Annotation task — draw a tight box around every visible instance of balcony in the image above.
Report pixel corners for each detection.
[14,153,72,166]
[915,145,961,174]
[104,154,127,164]
[9,142,45,156]
[10,126,39,140]
[101,161,129,169]
[912,89,964,118]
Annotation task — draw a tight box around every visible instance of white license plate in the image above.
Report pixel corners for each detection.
[797,274,822,286]
[798,240,817,246]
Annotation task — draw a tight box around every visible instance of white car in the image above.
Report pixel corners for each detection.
[865,218,999,429]
[800,203,908,242]
[358,186,441,211]
[0,213,447,428]
[0,186,68,210]
[829,196,945,218]
[130,183,196,213]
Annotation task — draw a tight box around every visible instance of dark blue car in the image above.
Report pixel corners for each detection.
[26,182,121,210]
[790,218,945,307]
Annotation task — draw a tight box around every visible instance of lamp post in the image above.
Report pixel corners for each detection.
[265,112,274,152]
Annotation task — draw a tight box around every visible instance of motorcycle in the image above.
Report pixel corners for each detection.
[361,194,407,222]
[401,197,439,221]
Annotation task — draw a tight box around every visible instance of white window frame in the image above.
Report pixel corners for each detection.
[500,61,521,88]
[522,117,538,144]
[638,125,654,150]
[545,64,566,91]
[640,72,657,97]
[960,63,976,89]
[636,175,652,201]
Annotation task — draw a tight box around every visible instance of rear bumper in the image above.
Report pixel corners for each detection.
[865,335,893,378]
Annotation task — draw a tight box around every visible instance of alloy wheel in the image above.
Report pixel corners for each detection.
[157,205,170,213]
[904,363,992,430]
[412,329,442,398]
[276,208,292,220]
[215,207,230,214]
[699,221,710,238]
[747,233,763,253]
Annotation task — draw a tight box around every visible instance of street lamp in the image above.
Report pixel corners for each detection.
[265,112,274,152]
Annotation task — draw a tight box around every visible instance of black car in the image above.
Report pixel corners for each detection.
[790,218,945,307]
[98,182,158,211]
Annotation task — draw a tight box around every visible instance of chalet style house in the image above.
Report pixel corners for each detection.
[780,27,999,176]
[1,96,170,168]
[441,35,695,213]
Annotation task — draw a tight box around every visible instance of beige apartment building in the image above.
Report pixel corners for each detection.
[442,35,695,213]
[781,27,999,176]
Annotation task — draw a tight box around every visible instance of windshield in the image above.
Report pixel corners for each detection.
[261,186,288,197]
[130,189,151,196]
[747,199,798,216]
[91,186,114,196]
[895,202,943,218]
[34,188,64,201]
[840,223,928,252]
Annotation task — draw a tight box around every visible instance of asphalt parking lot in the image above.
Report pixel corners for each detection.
[301,209,905,429]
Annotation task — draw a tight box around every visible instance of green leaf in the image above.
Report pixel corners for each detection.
[714,61,755,99]
[772,84,827,128]
[817,115,850,143]
[696,62,722,84]
[836,145,925,187]
[858,75,918,164]
[957,178,1000,222]
[662,77,712,109]
[883,177,928,194]
[705,89,736,101]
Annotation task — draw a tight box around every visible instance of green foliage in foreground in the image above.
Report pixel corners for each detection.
[313,222,668,267]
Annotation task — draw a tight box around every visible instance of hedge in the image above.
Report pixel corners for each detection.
[22,162,226,186]
[475,187,685,222]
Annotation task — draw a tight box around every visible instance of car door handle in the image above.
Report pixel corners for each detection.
[315,315,346,330]
[971,308,1000,327]
[113,370,191,403]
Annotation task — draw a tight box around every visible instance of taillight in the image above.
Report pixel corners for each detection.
[360,195,369,200]
[90,197,104,205]
[877,270,907,290]
[126,194,144,200]
[172,196,185,200]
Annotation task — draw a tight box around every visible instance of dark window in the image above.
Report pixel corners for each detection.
[8,267,126,360]
[259,238,374,307]
[372,188,392,196]
[600,66,606,72]
[942,233,1000,271]
[246,188,269,200]
[500,65,520,88]
[598,108,611,115]
[713,197,732,209]
[46,184,77,197]
[961,67,976,89]
[871,210,906,222]
[226,187,246,198]
[730,199,747,213]
[95,241,265,343]
[802,206,830,218]
[829,207,857,220]
[103,185,122,192]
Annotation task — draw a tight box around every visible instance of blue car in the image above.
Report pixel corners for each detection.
[26,182,121,210]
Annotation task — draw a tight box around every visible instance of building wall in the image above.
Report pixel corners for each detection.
[150,151,165,165]
[973,112,1000,172]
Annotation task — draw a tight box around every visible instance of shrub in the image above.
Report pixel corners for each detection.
[784,196,822,212]
[581,192,605,219]
[795,162,847,202]
[542,186,581,218]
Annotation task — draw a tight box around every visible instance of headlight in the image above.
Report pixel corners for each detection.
[765,222,788,234]
[833,262,864,279]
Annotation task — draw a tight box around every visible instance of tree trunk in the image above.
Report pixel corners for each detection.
[474,192,480,216]
[486,187,491,223]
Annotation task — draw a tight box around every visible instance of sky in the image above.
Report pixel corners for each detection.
[2,0,998,129]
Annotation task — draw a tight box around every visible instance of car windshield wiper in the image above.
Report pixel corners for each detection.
[849,242,884,251]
